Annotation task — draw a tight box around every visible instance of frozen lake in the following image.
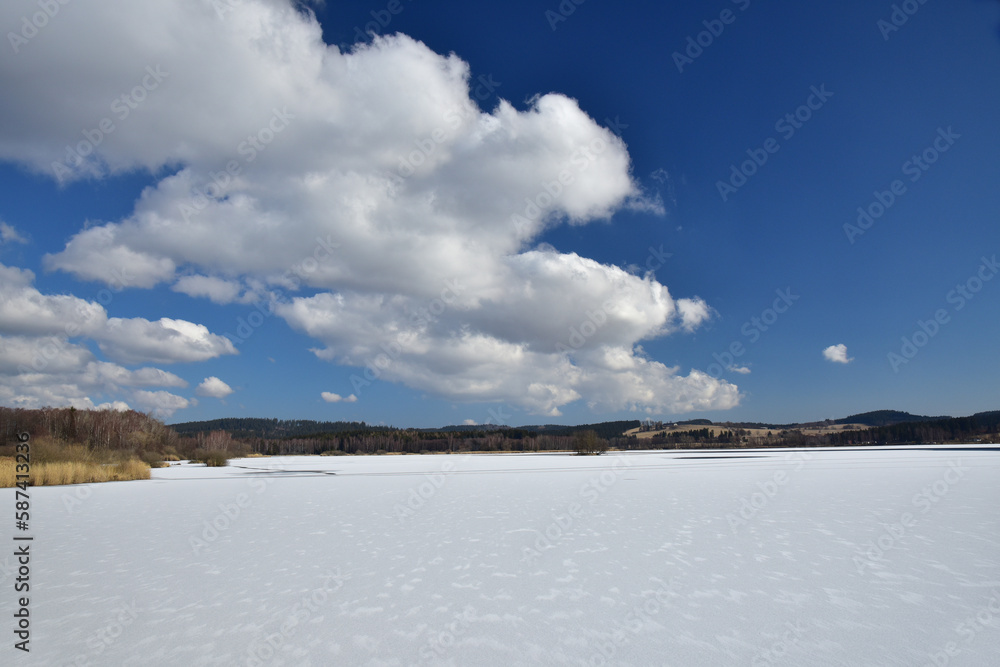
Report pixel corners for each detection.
[4,446,1000,666]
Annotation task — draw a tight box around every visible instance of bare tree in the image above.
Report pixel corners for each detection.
[573,430,607,456]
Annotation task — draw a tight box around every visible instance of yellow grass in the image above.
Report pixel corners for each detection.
[0,457,150,487]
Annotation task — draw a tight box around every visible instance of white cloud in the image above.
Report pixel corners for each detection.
[97,318,237,365]
[0,0,739,417]
[823,344,853,364]
[0,336,188,389]
[279,262,739,416]
[43,228,177,288]
[321,392,357,403]
[729,365,752,375]
[196,376,234,399]
[0,221,27,244]
[463,419,477,425]
[0,263,236,365]
[0,334,94,375]
[0,264,106,336]
[0,382,94,411]
[172,275,242,304]
[0,263,231,414]
[133,390,191,418]
[676,298,712,332]
[0,334,188,410]
[95,401,131,412]
[86,362,188,389]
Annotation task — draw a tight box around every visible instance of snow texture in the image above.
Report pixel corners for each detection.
[3,446,999,666]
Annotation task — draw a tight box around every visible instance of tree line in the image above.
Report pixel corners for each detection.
[3,408,997,464]
[0,406,178,452]
[170,417,391,439]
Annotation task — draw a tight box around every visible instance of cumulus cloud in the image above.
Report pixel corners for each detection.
[729,365,751,375]
[0,264,106,336]
[44,230,176,288]
[97,318,237,365]
[133,390,192,418]
[0,334,188,410]
[280,262,739,416]
[0,221,27,244]
[823,344,853,364]
[321,391,357,403]
[0,0,739,417]
[0,263,236,365]
[172,275,243,304]
[675,298,712,332]
[96,401,131,412]
[0,262,233,413]
[196,376,234,398]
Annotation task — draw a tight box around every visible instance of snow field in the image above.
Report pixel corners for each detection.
[2,446,998,666]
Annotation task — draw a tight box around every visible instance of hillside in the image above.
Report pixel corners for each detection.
[837,410,1000,445]
[164,410,1000,454]
[169,417,394,438]
[173,418,642,441]
[833,410,949,427]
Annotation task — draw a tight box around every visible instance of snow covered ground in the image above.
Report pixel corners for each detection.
[4,446,1000,666]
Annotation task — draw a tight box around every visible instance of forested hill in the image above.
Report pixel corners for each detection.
[167,412,1000,450]
[534,421,641,439]
[836,410,1000,445]
[834,410,949,427]
[169,417,395,438]
[172,417,640,441]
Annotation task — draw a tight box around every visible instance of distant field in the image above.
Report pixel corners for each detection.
[624,423,871,439]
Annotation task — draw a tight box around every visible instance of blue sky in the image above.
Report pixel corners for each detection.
[1,0,998,427]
